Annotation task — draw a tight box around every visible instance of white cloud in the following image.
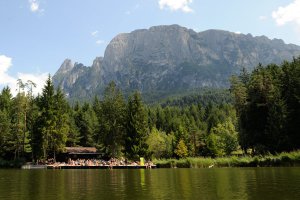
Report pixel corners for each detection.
[0,54,48,96]
[0,55,15,86]
[17,72,48,96]
[96,40,105,45]
[159,0,193,13]
[91,30,99,37]
[235,31,241,34]
[28,0,43,13]
[272,0,300,26]
[0,55,12,75]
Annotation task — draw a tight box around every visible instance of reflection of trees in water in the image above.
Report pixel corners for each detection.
[2,168,300,199]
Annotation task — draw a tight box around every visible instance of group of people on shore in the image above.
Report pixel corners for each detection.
[48,158,154,168]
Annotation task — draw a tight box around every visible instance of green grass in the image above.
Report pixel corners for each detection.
[154,150,300,168]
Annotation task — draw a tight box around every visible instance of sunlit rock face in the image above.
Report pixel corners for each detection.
[53,25,300,101]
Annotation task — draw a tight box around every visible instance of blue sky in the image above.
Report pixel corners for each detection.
[1,0,300,94]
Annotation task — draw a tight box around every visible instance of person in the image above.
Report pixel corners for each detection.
[109,161,113,169]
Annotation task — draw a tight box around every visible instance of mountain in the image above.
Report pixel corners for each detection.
[53,25,300,101]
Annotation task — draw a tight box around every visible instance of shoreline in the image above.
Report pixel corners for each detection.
[2,150,300,169]
[154,151,300,168]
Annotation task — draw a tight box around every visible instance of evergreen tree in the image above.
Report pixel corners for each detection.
[0,86,12,112]
[0,110,11,158]
[24,80,39,161]
[75,102,97,147]
[51,88,69,161]
[97,81,126,158]
[10,82,28,159]
[125,92,149,160]
[231,58,300,154]
[280,58,300,150]
[66,108,80,147]
[34,75,69,161]
[0,87,12,159]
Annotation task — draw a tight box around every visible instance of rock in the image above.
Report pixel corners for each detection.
[53,25,300,101]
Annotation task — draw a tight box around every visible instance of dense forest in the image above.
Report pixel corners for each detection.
[231,57,300,154]
[0,58,299,162]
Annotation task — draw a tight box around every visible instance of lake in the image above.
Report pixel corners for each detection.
[1,168,300,200]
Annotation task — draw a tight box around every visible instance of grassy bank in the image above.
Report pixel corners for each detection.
[154,150,300,168]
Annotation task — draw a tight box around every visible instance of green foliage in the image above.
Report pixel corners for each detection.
[2,58,299,164]
[0,87,12,112]
[74,102,97,147]
[10,86,30,158]
[146,127,174,159]
[32,75,70,161]
[154,150,300,168]
[231,57,300,153]
[0,110,11,158]
[280,58,300,149]
[95,81,126,158]
[65,109,80,147]
[51,88,69,159]
[124,92,149,160]
[210,121,239,156]
[175,139,188,158]
[160,88,233,107]
[205,133,223,157]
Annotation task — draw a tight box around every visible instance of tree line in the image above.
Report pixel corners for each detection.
[0,57,299,162]
[231,57,300,154]
[0,77,238,162]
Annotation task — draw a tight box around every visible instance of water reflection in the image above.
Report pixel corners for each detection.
[0,168,300,200]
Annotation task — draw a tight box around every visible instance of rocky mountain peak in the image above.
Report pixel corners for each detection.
[53,25,300,101]
[57,59,74,75]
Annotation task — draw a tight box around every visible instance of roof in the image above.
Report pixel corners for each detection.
[64,147,99,154]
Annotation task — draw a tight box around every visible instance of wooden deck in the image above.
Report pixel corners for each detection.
[22,165,48,169]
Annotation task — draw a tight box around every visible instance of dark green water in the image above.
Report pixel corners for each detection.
[1,168,300,200]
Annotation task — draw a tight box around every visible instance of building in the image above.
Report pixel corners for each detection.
[58,147,100,162]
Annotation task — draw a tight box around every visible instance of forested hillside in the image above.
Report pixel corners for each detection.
[0,58,299,163]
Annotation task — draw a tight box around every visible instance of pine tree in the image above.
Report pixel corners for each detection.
[75,102,97,147]
[125,92,149,160]
[0,110,11,158]
[10,80,28,159]
[97,81,126,158]
[51,88,69,161]
[280,58,300,149]
[0,87,12,159]
[0,86,12,112]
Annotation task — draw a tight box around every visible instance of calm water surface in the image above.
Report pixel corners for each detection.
[0,168,300,200]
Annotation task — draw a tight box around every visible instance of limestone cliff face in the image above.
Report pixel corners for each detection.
[53,25,300,100]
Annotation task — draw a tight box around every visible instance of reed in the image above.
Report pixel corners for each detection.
[154,150,300,168]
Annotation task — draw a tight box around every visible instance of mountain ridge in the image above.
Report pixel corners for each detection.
[53,24,300,101]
